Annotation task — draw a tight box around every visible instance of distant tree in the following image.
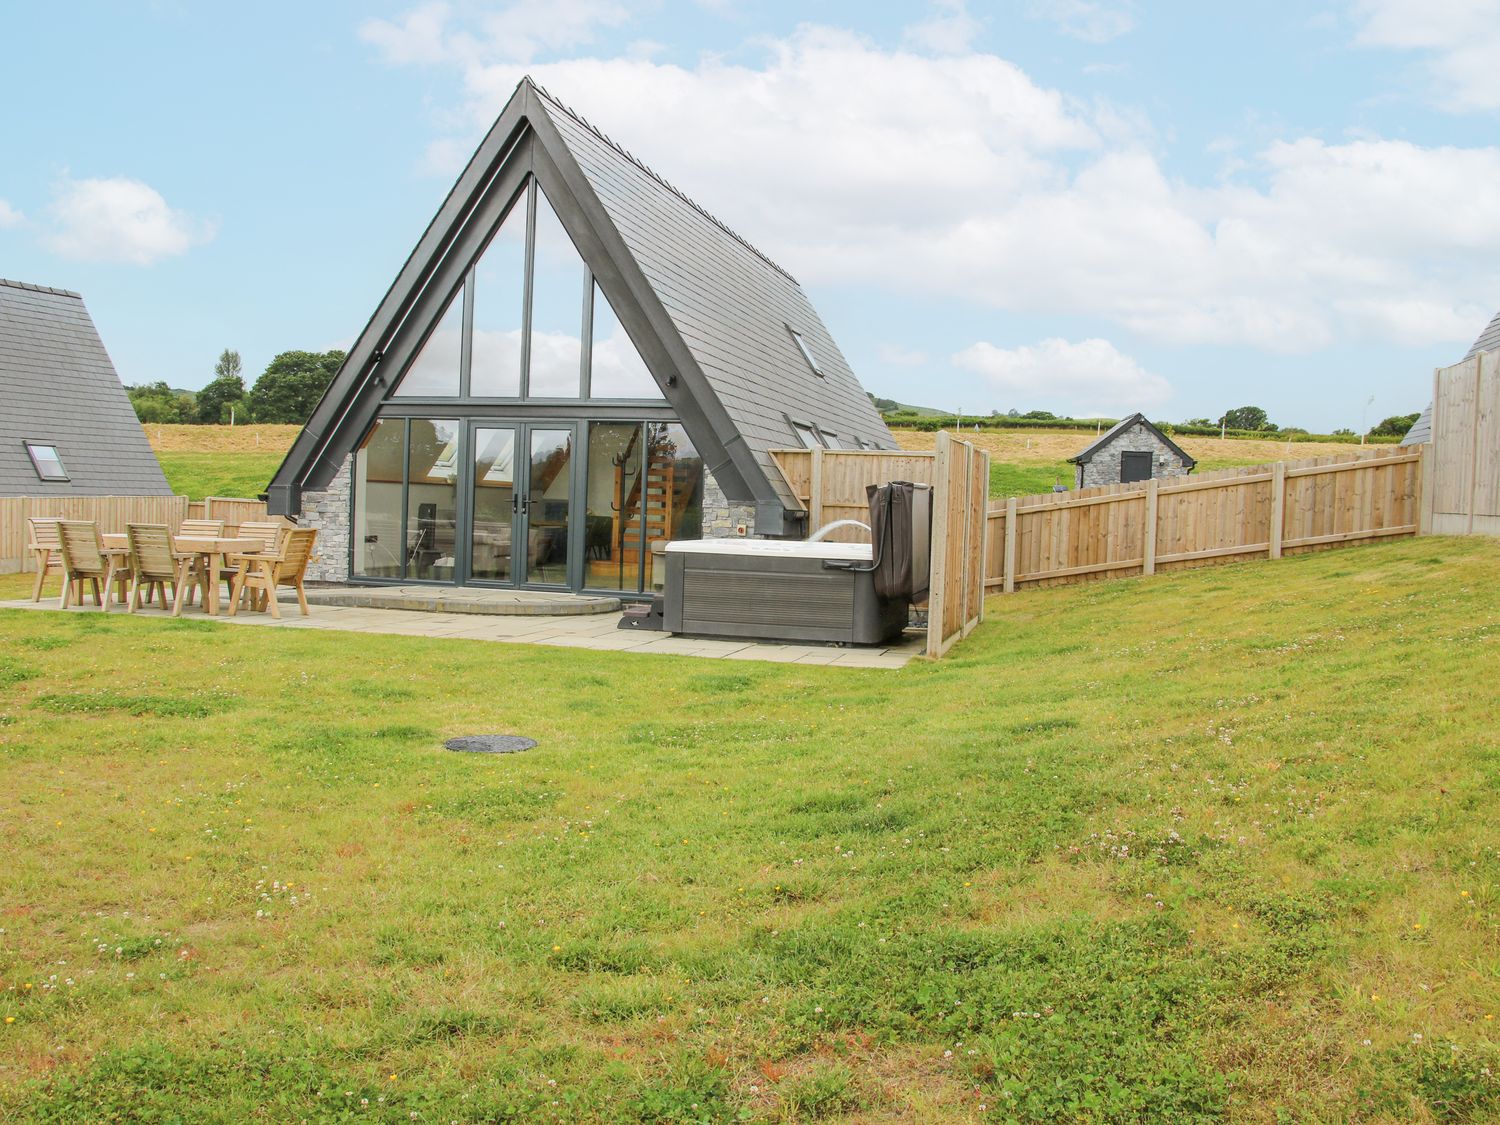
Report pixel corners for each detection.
[1222,406,1270,431]
[197,349,247,423]
[247,349,345,424]
[127,381,195,424]
[1022,410,1057,420]
[1182,417,1213,428]
[1332,428,1355,436]
[1369,411,1420,438]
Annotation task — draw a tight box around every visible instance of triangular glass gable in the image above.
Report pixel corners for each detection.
[527,186,586,397]
[470,195,526,397]
[590,282,663,399]
[391,290,462,397]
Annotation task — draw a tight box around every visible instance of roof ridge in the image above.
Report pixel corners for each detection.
[526,78,799,286]
[0,277,82,299]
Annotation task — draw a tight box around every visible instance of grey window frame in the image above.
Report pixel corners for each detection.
[788,419,823,450]
[23,441,68,482]
[787,327,824,377]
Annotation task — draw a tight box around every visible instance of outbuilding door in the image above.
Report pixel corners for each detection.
[1120,450,1153,483]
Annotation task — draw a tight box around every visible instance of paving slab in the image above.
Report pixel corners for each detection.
[0,598,922,668]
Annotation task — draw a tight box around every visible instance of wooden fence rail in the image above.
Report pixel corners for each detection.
[985,445,1423,591]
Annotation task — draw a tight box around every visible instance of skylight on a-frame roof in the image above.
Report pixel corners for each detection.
[788,327,824,377]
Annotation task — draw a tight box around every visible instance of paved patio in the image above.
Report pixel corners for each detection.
[0,596,922,669]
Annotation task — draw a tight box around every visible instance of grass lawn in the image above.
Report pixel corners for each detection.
[3,539,1498,1122]
[153,451,285,502]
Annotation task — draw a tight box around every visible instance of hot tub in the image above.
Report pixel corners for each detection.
[662,538,908,645]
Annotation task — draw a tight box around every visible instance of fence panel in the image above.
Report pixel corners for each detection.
[985,444,1421,592]
[1428,350,1500,535]
[1,495,191,573]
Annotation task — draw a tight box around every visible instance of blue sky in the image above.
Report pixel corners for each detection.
[5,1,1500,431]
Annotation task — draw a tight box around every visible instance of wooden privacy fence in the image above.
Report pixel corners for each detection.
[0,495,190,574]
[987,444,1423,592]
[1427,349,1500,536]
[769,436,990,658]
[185,496,272,529]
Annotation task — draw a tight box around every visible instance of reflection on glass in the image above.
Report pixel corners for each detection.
[585,423,643,592]
[527,428,572,583]
[528,188,585,397]
[405,419,460,581]
[354,419,405,578]
[589,284,662,399]
[642,422,704,591]
[471,197,526,397]
[392,292,462,397]
[471,427,518,582]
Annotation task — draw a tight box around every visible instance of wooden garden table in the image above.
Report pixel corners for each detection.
[171,535,260,616]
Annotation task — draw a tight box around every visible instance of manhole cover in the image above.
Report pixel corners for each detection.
[444,735,537,754]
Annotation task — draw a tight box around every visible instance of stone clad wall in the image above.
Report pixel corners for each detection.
[1076,422,1192,489]
[298,457,352,583]
[700,467,756,539]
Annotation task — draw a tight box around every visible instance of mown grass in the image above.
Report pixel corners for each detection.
[154,450,283,501]
[2,538,1498,1122]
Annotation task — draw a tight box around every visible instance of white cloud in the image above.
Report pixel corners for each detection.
[0,199,22,228]
[954,337,1171,416]
[1027,0,1135,43]
[903,0,982,55]
[1352,0,1500,111]
[361,0,632,66]
[878,342,929,367]
[371,14,1500,354]
[44,177,215,265]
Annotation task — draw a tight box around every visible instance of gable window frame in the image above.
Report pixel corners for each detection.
[23,441,68,482]
[787,326,824,377]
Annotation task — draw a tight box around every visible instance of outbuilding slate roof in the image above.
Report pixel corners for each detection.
[1066,412,1196,468]
[268,77,893,520]
[0,278,172,497]
[1400,305,1500,445]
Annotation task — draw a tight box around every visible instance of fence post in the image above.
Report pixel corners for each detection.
[1269,461,1286,559]
[809,448,824,535]
[1002,496,1017,594]
[926,433,952,658]
[1143,479,1158,575]
[1417,442,1433,535]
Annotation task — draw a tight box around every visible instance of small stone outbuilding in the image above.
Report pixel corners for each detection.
[1068,413,1195,489]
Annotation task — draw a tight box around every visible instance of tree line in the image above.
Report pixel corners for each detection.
[127,348,345,425]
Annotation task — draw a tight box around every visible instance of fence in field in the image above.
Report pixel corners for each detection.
[770,435,990,657]
[1426,349,1500,536]
[771,441,1424,626]
[986,444,1422,592]
[0,495,190,573]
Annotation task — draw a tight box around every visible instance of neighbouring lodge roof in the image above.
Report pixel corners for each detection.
[269,77,894,522]
[0,278,172,497]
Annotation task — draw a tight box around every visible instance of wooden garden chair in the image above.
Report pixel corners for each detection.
[26,517,67,602]
[178,518,226,537]
[227,528,318,619]
[55,521,130,610]
[220,522,288,611]
[124,524,198,616]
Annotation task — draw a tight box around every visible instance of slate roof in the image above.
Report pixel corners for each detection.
[1400,305,1500,444]
[0,278,172,496]
[270,77,893,518]
[534,85,895,490]
[1066,412,1196,468]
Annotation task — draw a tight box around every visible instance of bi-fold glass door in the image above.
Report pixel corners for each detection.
[467,422,575,587]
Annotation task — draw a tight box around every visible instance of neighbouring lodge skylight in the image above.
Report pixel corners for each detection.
[24,441,67,481]
[789,328,823,377]
[392,175,663,402]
